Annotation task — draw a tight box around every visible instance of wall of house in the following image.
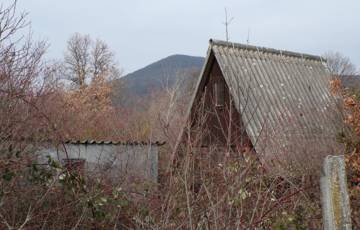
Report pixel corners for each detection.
[190,59,252,151]
[40,144,158,182]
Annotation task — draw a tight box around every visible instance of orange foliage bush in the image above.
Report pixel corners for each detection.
[48,76,127,141]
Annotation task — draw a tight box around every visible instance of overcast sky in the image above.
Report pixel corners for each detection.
[13,0,360,74]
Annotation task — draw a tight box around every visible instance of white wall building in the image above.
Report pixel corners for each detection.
[40,140,164,183]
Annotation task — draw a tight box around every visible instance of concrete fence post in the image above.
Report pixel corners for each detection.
[320,155,352,230]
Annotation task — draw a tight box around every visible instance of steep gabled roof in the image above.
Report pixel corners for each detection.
[177,39,344,165]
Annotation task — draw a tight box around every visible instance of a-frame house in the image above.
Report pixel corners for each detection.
[175,39,344,171]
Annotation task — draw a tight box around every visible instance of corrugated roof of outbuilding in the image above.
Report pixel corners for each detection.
[64,140,166,146]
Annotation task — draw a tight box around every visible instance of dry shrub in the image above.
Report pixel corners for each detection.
[330,78,360,228]
[0,2,133,228]
[49,75,127,141]
[146,131,323,229]
[1,153,149,229]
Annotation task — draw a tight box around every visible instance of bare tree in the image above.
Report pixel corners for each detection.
[0,1,60,229]
[324,51,358,76]
[92,39,120,80]
[64,33,91,87]
[64,33,121,87]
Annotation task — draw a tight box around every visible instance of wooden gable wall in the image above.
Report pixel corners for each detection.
[189,58,252,151]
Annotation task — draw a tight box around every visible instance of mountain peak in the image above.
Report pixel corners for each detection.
[126,54,204,79]
[112,54,205,106]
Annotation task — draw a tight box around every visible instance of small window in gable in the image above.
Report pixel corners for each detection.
[214,80,225,107]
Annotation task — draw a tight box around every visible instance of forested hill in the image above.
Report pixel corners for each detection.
[112,54,204,106]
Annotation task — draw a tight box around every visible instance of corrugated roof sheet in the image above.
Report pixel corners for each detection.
[64,140,166,146]
[209,39,343,159]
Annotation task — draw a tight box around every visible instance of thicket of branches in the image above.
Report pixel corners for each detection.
[0,2,130,229]
[1,1,359,229]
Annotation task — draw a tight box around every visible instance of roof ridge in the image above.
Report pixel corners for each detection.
[209,39,324,62]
